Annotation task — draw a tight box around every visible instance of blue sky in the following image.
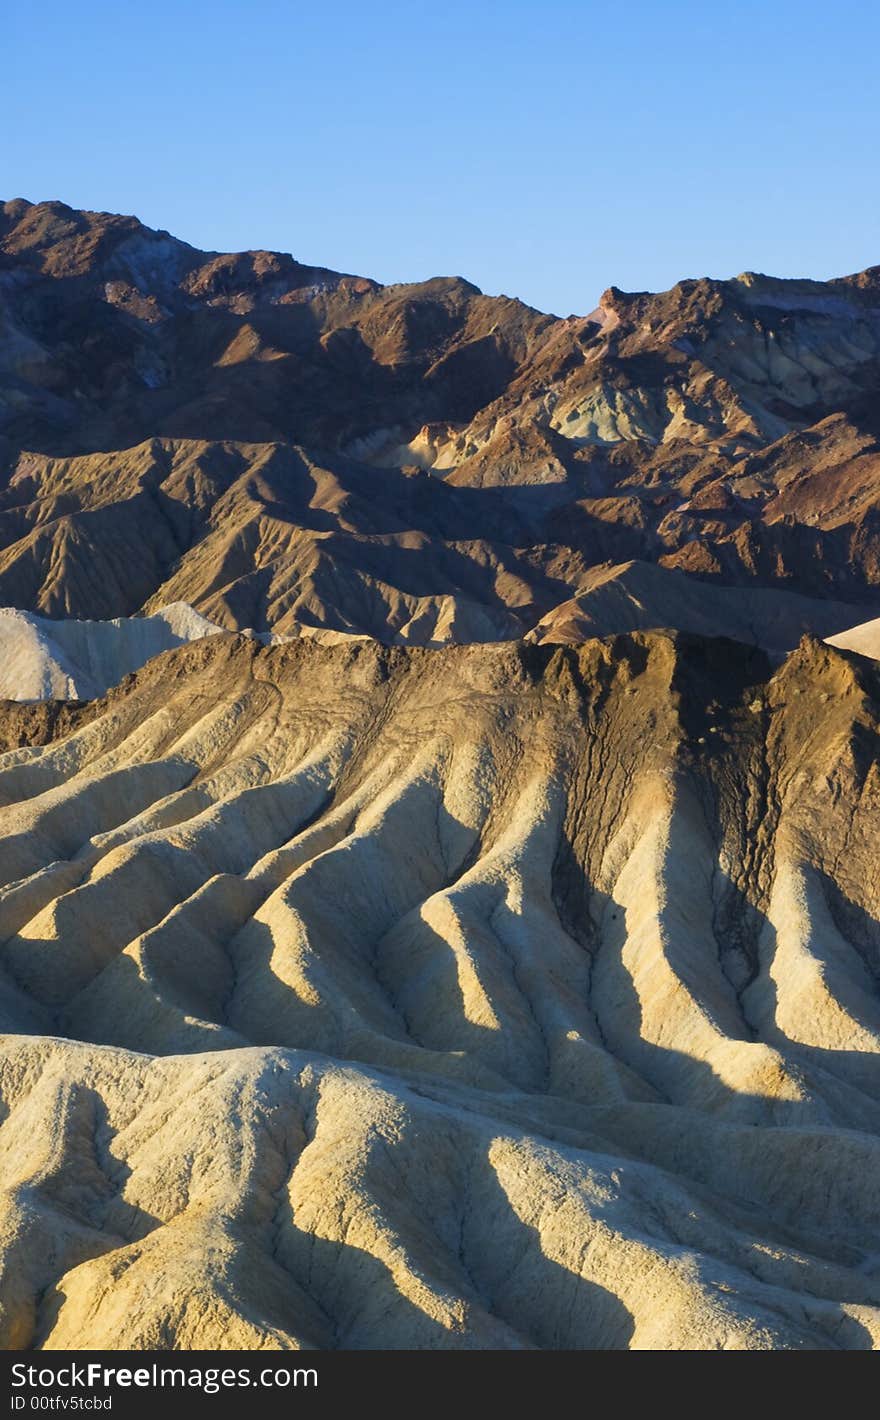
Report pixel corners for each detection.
[6,0,879,314]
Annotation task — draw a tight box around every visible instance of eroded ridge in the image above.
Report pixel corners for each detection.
[0,632,879,1348]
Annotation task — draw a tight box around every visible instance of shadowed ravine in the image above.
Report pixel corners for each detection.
[1,630,879,1348]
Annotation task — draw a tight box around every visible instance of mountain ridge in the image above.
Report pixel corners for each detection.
[2,199,880,654]
[3,200,880,1350]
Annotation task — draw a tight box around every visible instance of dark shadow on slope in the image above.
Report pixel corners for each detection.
[271,1118,634,1349]
[545,629,880,1127]
[14,1087,163,1348]
[562,813,880,1132]
[460,1143,636,1349]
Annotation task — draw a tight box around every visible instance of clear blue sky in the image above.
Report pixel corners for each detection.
[6,0,879,315]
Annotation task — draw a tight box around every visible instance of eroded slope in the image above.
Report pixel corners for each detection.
[1,633,879,1348]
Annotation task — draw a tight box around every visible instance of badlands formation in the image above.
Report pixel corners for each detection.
[0,603,223,701]
[0,201,880,1348]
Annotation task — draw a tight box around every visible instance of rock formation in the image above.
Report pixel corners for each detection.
[1,200,880,1349]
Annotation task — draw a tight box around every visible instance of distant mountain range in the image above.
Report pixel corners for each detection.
[2,198,880,650]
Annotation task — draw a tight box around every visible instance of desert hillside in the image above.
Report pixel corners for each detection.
[1,202,880,1349]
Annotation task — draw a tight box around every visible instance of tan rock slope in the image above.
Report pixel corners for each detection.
[1,632,880,1349]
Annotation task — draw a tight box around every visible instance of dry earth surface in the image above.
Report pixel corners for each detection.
[1,201,880,1349]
